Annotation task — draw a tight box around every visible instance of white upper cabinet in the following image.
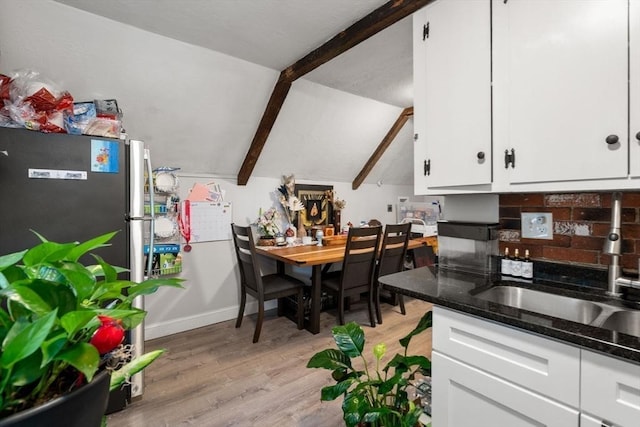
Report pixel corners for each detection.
[493,0,628,185]
[631,0,640,176]
[413,8,429,195]
[413,0,491,192]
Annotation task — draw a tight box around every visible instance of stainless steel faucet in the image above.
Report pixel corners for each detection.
[603,192,640,295]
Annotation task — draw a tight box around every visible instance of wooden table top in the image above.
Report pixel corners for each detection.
[255,237,432,266]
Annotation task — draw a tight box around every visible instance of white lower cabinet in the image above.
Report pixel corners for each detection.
[581,350,640,427]
[431,307,640,427]
[432,351,579,427]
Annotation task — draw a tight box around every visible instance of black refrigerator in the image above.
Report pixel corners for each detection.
[0,126,152,412]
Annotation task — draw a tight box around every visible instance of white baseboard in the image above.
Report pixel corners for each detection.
[144,300,277,340]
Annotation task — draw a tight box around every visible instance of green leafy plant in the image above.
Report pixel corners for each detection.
[0,231,183,418]
[307,311,432,427]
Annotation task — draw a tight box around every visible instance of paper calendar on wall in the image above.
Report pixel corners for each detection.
[188,201,232,242]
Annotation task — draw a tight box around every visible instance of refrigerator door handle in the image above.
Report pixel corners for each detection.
[128,140,154,399]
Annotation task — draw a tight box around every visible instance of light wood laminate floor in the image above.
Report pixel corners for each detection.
[107,298,433,427]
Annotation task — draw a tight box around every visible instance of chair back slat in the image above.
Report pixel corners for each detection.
[377,223,411,278]
[340,226,382,291]
[231,224,263,295]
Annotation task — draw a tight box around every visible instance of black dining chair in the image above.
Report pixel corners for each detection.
[374,223,412,324]
[321,226,382,327]
[231,223,305,343]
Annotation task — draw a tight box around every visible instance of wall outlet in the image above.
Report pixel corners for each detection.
[387,204,393,212]
[521,212,553,239]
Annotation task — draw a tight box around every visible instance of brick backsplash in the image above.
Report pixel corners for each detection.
[499,192,640,273]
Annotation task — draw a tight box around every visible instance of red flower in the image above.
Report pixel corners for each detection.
[90,315,124,354]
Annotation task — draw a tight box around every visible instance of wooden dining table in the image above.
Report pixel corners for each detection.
[254,237,432,334]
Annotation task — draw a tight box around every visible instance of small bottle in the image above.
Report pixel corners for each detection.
[511,248,522,277]
[521,249,533,279]
[501,247,512,276]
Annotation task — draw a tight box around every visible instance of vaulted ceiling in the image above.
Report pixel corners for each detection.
[50,0,420,186]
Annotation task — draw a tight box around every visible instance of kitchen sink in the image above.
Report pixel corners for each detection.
[599,310,640,337]
[473,285,640,337]
[473,286,603,324]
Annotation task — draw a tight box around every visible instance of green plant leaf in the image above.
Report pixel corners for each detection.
[307,349,352,371]
[65,232,118,262]
[110,349,165,391]
[89,280,130,303]
[0,266,27,290]
[399,310,432,349]
[320,377,356,401]
[56,342,100,382]
[58,263,97,301]
[60,310,98,337]
[332,322,365,358]
[342,391,368,427]
[10,351,44,386]
[0,250,26,271]
[92,254,118,283]
[41,331,68,366]
[1,310,57,368]
[20,280,77,317]
[2,284,51,316]
[22,241,77,266]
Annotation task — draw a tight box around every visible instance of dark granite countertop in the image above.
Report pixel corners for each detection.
[379,266,640,364]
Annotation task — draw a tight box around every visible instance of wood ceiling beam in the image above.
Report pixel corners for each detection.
[352,107,413,190]
[237,0,433,185]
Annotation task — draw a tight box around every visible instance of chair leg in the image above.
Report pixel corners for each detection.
[296,289,304,330]
[374,283,383,325]
[253,301,264,343]
[338,290,345,325]
[398,293,406,315]
[367,291,376,328]
[236,289,246,328]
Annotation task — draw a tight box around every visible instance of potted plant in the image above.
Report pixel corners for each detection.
[254,207,281,246]
[307,311,432,427]
[0,231,183,426]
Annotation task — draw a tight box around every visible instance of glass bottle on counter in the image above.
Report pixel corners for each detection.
[521,249,533,279]
[511,248,522,277]
[501,247,512,276]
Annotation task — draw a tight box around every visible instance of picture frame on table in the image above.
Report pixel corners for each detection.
[295,184,333,228]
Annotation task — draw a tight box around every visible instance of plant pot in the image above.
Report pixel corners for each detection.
[0,371,111,427]
[257,236,276,246]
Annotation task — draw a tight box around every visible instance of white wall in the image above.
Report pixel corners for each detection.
[144,174,413,339]
[0,0,417,338]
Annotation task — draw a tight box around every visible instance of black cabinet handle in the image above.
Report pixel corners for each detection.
[424,159,430,176]
[504,148,515,168]
[605,134,619,145]
[477,151,485,160]
[636,131,640,141]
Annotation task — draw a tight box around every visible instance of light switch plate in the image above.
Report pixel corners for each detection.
[521,212,553,239]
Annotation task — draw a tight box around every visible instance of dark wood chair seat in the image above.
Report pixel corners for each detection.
[231,223,305,343]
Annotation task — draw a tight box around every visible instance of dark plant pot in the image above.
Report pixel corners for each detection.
[0,371,111,427]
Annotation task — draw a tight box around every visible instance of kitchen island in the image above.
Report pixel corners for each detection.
[380,266,640,427]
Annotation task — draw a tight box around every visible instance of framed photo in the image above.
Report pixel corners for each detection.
[295,184,333,228]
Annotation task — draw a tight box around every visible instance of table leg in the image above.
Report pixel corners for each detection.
[309,264,322,334]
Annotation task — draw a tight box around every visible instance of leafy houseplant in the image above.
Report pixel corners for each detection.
[307,311,432,427]
[0,231,183,422]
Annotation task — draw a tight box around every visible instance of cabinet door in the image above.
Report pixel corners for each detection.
[493,0,628,184]
[432,351,579,427]
[413,8,429,194]
[432,306,580,406]
[581,350,640,427]
[580,414,620,427]
[631,0,640,177]
[417,0,491,188]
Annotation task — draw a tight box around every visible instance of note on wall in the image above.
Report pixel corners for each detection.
[189,201,232,242]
